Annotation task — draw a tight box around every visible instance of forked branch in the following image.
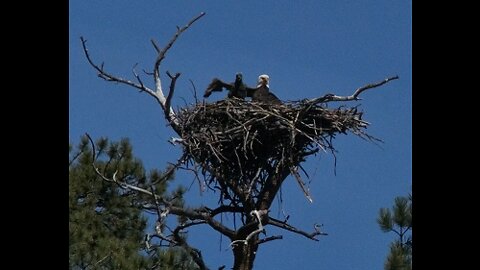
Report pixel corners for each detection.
[152,12,206,127]
[81,12,206,133]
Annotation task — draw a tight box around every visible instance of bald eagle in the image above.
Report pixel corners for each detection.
[204,73,255,99]
[248,74,282,104]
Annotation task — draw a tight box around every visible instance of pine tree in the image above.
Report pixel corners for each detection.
[69,135,197,269]
[377,194,412,270]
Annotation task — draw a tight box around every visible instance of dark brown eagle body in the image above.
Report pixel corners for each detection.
[249,74,282,104]
[204,73,255,100]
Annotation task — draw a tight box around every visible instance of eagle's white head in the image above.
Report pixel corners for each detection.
[257,74,270,88]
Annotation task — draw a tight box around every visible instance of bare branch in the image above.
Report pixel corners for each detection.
[132,63,146,92]
[172,223,209,270]
[81,12,206,134]
[85,133,114,183]
[69,150,83,167]
[143,68,154,76]
[154,12,206,69]
[189,79,199,104]
[165,71,181,118]
[175,221,207,232]
[80,37,156,98]
[149,186,163,219]
[208,205,244,218]
[290,166,313,203]
[150,39,161,53]
[313,223,328,235]
[153,12,206,128]
[351,75,399,99]
[267,217,327,241]
[150,233,177,246]
[168,206,236,239]
[150,159,181,186]
[309,76,399,103]
[256,235,283,245]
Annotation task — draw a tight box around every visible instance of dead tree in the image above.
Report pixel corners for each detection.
[81,12,398,270]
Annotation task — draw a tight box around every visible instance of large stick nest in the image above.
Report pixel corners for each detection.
[177,98,375,204]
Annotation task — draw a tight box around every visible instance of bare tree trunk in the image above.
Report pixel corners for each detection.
[232,238,259,270]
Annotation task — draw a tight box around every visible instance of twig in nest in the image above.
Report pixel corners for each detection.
[290,166,313,203]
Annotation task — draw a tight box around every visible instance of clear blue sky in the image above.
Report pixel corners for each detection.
[69,1,411,269]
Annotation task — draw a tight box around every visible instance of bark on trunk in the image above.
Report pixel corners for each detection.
[232,238,259,270]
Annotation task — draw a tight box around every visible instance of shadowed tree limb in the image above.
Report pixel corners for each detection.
[256,235,283,245]
[208,205,245,217]
[168,206,236,239]
[267,217,328,241]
